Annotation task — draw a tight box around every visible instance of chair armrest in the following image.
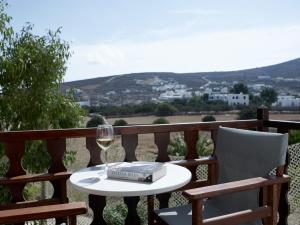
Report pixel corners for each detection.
[183,175,289,200]
[170,156,217,167]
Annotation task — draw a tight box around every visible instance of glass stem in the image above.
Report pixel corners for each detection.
[104,150,108,170]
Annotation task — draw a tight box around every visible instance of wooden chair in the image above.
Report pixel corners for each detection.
[150,127,290,225]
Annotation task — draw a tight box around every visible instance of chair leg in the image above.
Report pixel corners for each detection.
[192,199,203,225]
[69,216,77,225]
[265,185,278,225]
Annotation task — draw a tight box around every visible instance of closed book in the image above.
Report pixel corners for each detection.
[107,161,166,183]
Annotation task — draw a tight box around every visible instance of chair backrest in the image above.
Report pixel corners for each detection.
[212,127,288,217]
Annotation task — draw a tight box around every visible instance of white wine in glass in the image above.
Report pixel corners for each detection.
[96,124,114,171]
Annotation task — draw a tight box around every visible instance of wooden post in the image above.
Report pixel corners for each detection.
[257,107,269,132]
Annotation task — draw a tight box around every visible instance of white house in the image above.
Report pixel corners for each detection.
[273,95,300,107]
[220,87,228,94]
[227,93,249,106]
[159,89,192,101]
[204,88,212,95]
[252,84,265,91]
[257,75,271,80]
[208,93,228,102]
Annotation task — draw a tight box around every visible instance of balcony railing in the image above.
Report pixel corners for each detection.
[0,108,299,225]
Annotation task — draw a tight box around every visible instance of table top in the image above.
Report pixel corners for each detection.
[70,163,191,197]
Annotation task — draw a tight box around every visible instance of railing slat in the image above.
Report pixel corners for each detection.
[47,138,67,173]
[124,196,141,225]
[154,132,170,162]
[122,134,138,162]
[5,141,26,204]
[184,130,199,181]
[86,137,102,167]
[89,195,107,225]
[5,141,26,177]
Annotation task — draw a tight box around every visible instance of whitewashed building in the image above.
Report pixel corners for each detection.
[273,95,300,107]
[227,93,249,106]
[221,87,229,94]
[159,89,192,101]
[208,93,228,102]
[251,84,265,91]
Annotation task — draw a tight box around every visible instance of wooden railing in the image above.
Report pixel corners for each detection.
[0,107,299,225]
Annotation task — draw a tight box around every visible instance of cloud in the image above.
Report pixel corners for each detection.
[65,25,300,82]
[169,9,221,15]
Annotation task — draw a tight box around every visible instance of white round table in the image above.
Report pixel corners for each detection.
[70,163,191,197]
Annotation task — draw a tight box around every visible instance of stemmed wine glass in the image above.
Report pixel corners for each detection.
[96,124,114,171]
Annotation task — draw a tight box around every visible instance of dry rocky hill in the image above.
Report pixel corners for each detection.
[62,58,300,106]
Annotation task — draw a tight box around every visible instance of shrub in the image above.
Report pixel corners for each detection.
[155,103,177,116]
[86,115,105,127]
[197,134,214,156]
[167,135,187,156]
[202,115,216,122]
[103,203,127,225]
[230,83,249,94]
[289,130,300,145]
[153,117,170,124]
[113,119,128,126]
[238,107,257,120]
[103,202,148,225]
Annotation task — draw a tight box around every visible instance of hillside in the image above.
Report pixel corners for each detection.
[62,58,300,105]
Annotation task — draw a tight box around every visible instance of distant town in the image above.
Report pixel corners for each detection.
[65,75,300,109]
[62,58,300,111]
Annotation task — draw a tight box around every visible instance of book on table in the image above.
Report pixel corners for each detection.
[107,161,167,183]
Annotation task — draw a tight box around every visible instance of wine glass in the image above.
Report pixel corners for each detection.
[96,124,114,171]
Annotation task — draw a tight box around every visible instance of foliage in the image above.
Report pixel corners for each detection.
[230,83,249,94]
[63,150,77,166]
[86,115,105,127]
[202,115,216,122]
[249,94,262,107]
[87,95,234,117]
[0,185,10,203]
[0,0,13,50]
[260,87,278,107]
[113,119,128,126]
[88,102,158,117]
[103,201,147,225]
[23,183,41,201]
[238,107,257,120]
[0,1,84,175]
[153,117,170,124]
[168,134,187,157]
[197,134,213,156]
[155,103,177,116]
[168,133,213,157]
[202,93,209,102]
[289,130,300,145]
[22,141,51,173]
[103,203,128,225]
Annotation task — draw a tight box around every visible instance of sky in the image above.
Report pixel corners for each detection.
[6,0,300,82]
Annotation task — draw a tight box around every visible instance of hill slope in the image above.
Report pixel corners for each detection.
[62,58,300,105]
